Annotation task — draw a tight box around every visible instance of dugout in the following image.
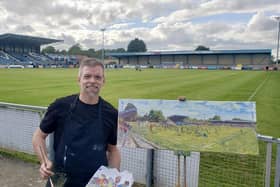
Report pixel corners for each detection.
[107,49,272,68]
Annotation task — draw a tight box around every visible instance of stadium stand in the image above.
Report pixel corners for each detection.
[0,50,15,64]
[29,52,52,64]
[45,53,78,66]
[0,33,78,67]
[107,49,273,70]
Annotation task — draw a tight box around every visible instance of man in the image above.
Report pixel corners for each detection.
[32,58,121,187]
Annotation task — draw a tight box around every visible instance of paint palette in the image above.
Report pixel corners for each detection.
[86,166,133,187]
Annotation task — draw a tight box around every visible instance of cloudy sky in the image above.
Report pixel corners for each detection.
[0,0,279,56]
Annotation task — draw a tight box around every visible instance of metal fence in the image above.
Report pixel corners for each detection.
[0,102,45,154]
[0,102,200,187]
[0,101,279,187]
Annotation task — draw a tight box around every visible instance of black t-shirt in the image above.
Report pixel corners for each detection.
[40,94,118,152]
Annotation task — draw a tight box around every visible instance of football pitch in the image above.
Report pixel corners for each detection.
[0,68,279,186]
[0,68,279,137]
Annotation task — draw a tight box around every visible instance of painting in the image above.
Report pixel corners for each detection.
[118,99,258,155]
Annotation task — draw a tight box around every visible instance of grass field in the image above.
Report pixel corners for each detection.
[0,68,279,137]
[0,68,279,186]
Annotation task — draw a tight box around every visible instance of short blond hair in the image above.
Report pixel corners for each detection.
[78,58,104,77]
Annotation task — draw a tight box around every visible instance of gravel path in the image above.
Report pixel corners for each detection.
[0,154,143,187]
[0,154,46,187]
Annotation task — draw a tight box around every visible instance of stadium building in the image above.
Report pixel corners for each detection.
[107,49,272,70]
[0,33,77,67]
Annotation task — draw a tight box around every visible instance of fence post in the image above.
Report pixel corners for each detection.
[265,142,272,187]
[275,142,280,187]
[146,149,154,187]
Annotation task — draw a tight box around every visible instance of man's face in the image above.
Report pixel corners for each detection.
[78,65,105,97]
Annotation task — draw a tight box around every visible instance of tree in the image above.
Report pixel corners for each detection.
[68,43,82,55]
[60,49,67,55]
[115,48,126,53]
[127,38,147,52]
[109,48,126,53]
[210,115,221,121]
[195,45,210,51]
[148,110,165,122]
[85,48,96,57]
[42,46,56,54]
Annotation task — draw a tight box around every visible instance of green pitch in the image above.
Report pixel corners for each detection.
[0,68,279,137]
[0,68,279,186]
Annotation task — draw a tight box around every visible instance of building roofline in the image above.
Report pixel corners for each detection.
[107,49,272,57]
[0,33,63,45]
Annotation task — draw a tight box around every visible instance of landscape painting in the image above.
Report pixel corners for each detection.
[118,99,258,155]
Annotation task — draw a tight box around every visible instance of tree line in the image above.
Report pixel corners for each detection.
[41,38,148,59]
[42,36,211,59]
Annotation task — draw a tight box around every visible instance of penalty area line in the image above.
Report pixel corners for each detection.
[247,74,270,101]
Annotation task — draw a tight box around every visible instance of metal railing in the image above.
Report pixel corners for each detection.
[257,134,280,187]
[0,101,279,187]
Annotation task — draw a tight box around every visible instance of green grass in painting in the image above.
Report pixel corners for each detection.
[130,122,259,155]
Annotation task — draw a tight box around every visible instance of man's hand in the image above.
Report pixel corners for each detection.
[32,128,54,179]
[107,144,121,170]
[39,159,54,179]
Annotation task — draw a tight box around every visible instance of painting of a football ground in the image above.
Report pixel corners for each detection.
[118,99,258,155]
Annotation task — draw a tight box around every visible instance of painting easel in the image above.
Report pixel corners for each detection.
[176,151,190,187]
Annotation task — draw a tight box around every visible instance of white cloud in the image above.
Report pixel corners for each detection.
[0,0,279,56]
[248,11,275,31]
[0,6,8,21]
[109,23,135,30]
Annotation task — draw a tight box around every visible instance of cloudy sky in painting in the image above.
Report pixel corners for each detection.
[0,0,279,56]
[119,99,256,121]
